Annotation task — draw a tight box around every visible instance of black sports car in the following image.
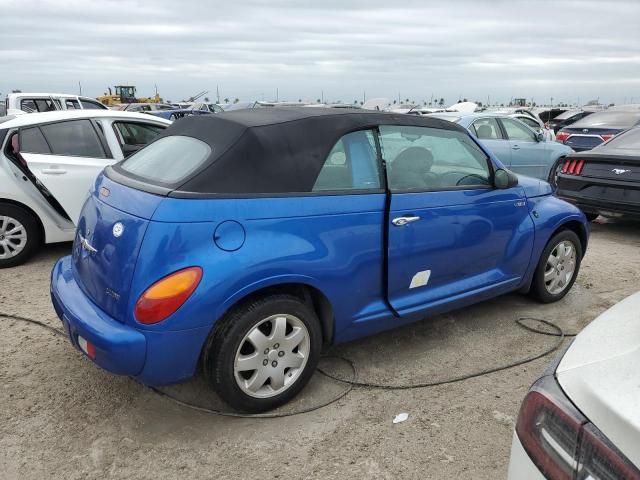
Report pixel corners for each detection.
[556,126,640,220]
[556,110,640,152]
[547,109,595,134]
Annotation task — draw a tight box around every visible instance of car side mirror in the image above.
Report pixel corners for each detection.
[494,168,519,189]
[536,131,544,142]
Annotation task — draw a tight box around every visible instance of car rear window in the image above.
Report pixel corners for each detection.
[120,135,211,184]
[572,112,640,128]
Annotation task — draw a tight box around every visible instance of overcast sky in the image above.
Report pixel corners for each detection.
[2,0,640,106]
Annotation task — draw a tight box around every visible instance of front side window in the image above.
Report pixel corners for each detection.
[39,120,106,158]
[312,130,381,192]
[472,118,503,140]
[501,118,536,142]
[114,122,164,146]
[120,135,211,184]
[519,117,541,130]
[379,125,491,191]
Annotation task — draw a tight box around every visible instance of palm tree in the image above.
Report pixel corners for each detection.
[234,98,239,104]
[204,97,210,102]
[224,97,229,103]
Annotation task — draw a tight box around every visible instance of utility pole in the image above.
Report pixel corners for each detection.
[276,88,279,102]
[216,85,220,103]
[78,81,82,95]
[321,90,324,103]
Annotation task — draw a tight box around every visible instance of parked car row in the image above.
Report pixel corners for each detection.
[0,110,170,267]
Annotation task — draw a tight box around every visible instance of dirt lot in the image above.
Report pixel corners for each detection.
[1,220,639,480]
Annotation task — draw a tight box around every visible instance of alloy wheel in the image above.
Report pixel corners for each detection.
[0,215,27,260]
[233,314,310,398]
[544,240,577,295]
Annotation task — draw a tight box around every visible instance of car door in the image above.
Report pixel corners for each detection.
[380,125,534,316]
[18,119,114,222]
[469,117,512,168]
[499,117,546,179]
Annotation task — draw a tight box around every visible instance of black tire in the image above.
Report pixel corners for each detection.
[203,294,322,413]
[531,230,583,303]
[0,203,41,269]
[547,156,565,188]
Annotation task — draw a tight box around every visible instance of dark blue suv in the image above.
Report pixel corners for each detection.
[50,108,588,412]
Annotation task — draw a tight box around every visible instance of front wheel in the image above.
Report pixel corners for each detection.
[531,230,582,303]
[203,294,322,413]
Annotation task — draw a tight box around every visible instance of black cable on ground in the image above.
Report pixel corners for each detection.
[1,312,574,418]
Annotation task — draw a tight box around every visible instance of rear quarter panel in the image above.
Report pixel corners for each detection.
[129,194,387,338]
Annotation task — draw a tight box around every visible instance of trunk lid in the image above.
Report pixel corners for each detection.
[578,153,640,182]
[561,127,623,151]
[72,173,163,323]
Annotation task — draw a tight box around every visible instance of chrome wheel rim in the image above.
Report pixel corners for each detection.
[0,215,27,260]
[544,240,577,295]
[234,314,310,399]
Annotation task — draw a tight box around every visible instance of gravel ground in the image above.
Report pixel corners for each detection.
[1,219,639,480]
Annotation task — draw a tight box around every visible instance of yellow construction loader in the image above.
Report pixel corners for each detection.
[97,86,162,106]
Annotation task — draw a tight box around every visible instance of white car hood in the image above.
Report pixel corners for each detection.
[557,291,640,465]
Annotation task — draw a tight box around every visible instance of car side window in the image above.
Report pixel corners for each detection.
[39,120,106,158]
[65,99,81,110]
[20,127,52,154]
[312,130,381,192]
[379,125,492,191]
[80,99,104,110]
[20,98,55,113]
[519,117,540,129]
[114,122,164,147]
[501,118,536,142]
[471,118,503,140]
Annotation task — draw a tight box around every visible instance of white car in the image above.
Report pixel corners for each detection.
[508,291,640,479]
[4,92,108,116]
[510,113,556,142]
[0,110,170,267]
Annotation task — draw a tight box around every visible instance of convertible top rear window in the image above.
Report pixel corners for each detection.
[120,135,211,184]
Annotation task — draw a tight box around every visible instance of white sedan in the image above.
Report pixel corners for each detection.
[0,110,170,267]
[508,291,640,479]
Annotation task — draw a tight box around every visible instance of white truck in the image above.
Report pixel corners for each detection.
[3,92,108,116]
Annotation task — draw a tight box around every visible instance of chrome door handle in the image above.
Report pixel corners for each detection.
[42,168,67,175]
[512,145,520,150]
[392,215,420,226]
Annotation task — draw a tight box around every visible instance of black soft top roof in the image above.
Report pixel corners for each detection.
[118,107,466,197]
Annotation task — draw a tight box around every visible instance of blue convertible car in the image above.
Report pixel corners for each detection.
[51,108,588,412]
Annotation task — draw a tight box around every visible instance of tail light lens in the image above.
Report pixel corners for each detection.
[600,133,615,142]
[134,267,203,324]
[516,376,640,480]
[561,159,586,176]
[557,131,570,142]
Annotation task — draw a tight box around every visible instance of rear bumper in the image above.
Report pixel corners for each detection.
[557,176,640,218]
[51,256,209,385]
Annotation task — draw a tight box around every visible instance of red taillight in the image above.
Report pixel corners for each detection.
[561,159,586,176]
[134,267,203,324]
[556,131,570,142]
[516,376,640,480]
[600,133,615,142]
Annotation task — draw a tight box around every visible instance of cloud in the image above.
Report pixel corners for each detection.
[2,0,640,105]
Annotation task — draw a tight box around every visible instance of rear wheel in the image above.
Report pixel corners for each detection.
[203,294,322,413]
[0,204,41,268]
[531,230,582,303]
